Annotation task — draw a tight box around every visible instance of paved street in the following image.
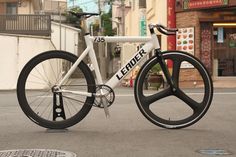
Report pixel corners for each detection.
[0,87,235,157]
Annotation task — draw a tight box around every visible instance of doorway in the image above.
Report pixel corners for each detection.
[213,24,236,76]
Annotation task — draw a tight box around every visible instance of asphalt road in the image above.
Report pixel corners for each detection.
[0,88,235,157]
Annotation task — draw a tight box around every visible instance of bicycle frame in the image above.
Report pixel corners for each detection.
[57,32,161,97]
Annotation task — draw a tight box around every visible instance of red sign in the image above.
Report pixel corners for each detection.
[167,0,176,68]
[184,0,228,10]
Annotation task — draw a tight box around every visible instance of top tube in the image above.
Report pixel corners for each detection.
[89,36,152,43]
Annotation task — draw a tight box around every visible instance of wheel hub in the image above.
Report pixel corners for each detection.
[51,85,60,93]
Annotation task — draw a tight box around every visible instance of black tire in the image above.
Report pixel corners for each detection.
[17,50,96,129]
[134,51,213,129]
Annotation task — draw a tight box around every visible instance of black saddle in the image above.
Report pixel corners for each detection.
[69,11,99,19]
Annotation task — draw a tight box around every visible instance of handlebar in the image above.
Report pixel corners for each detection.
[155,24,178,36]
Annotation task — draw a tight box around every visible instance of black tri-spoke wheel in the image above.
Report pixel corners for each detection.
[17,50,96,129]
[134,51,213,129]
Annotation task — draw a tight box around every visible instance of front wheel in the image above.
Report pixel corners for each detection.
[134,51,213,129]
[17,50,96,129]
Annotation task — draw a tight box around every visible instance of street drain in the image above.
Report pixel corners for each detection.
[0,149,76,157]
[197,149,233,156]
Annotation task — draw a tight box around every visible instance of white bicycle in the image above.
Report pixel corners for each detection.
[17,12,213,129]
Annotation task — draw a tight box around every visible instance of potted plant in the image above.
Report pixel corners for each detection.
[147,64,163,90]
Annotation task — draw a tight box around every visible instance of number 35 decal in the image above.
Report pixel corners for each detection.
[94,37,105,42]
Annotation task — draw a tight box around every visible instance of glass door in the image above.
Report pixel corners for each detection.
[213,25,236,76]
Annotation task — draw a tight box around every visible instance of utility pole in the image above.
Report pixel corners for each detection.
[97,0,106,79]
[121,0,125,36]
[98,0,102,33]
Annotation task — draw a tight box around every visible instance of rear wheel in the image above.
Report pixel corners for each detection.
[134,51,213,129]
[17,50,96,129]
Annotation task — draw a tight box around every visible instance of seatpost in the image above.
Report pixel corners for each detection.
[81,17,89,34]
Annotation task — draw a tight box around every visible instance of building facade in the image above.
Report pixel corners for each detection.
[175,0,236,78]
[0,0,36,14]
[0,0,67,15]
[124,0,167,49]
[112,0,168,79]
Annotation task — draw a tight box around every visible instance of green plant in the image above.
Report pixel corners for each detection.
[150,64,161,74]
[148,64,163,90]
[66,7,83,27]
[101,8,115,36]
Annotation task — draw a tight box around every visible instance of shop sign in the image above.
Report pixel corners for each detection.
[183,0,228,10]
[229,33,236,48]
[217,27,224,43]
[176,27,195,68]
[140,20,147,36]
[139,9,147,36]
[140,19,146,36]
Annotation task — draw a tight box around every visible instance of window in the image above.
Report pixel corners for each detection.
[6,3,17,14]
[133,0,135,10]
[139,0,146,9]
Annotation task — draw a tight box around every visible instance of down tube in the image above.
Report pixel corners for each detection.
[106,41,154,88]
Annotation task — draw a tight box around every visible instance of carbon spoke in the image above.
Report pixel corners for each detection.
[144,87,172,107]
[175,89,201,112]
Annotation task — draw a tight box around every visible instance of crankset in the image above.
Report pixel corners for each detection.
[94,85,115,108]
[94,85,115,117]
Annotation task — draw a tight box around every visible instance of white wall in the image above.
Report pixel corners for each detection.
[0,35,55,90]
[0,22,81,90]
[0,36,18,90]
[51,22,81,56]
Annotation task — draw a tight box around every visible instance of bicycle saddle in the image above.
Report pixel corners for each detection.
[69,11,99,18]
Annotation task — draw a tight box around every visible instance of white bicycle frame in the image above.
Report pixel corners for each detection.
[57,31,161,97]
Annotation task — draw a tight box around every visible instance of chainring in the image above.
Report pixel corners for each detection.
[93,85,115,108]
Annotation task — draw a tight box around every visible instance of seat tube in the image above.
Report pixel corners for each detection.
[85,35,103,85]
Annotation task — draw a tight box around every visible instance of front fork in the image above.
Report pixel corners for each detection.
[155,49,177,92]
